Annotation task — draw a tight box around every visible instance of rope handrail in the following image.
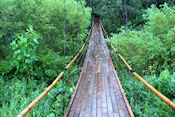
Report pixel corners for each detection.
[17,22,94,117]
[100,22,175,110]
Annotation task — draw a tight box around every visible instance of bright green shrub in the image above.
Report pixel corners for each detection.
[109,28,149,74]
[144,3,175,73]
[0,0,91,80]
[34,47,72,82]
[11,26,39,77]
[0,77,58,116]
[0,0,91,56]
[157,70,175,99]
[144,3,175,39]
[116,70,175,117]
[110,4,175,74]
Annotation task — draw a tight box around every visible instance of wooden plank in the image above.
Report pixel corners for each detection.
[73,62,91,117]
[78,73,90,117]
[84,62,95,117]
[68,67,88,117]
[104,62,114,117]
[67,72,85,117]
[79,60,95,117]
[66,18,132,117]
[110,66,130,117]
[68,45,91,117]
[110,57,134,117]
[109,67,125,117]
[107,67,119,115]
[96,57,102,117]
[109,66,129,117]
[91,61,97,117]
[66,55,88,117]
[101,62,108,117]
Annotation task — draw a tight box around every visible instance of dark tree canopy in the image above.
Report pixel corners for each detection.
[85,0,175,34]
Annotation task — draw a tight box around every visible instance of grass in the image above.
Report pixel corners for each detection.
[117,70,175,117]
[0,67,174,117]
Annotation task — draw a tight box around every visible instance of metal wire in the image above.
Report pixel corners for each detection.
[77,0,80,45]
[54,26,91,115]
[124,0,133,69]
[54,43,88,116]
[111,54,160,116]
[64,43,88,87]
[62,0,66,113]
[123,0,137,110]
[39,44,89,116]
[64,0,66,68]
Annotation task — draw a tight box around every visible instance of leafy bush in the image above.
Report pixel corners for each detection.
[110,4,175,116]
[0,0,91,56]
[11,26,39,76]
[0,70,80,117]
[116,69,175,117]
[110,3,175,74]
[0,76,57,116]
[108,28,149,74]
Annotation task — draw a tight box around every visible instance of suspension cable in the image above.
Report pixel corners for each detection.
[54,43,87,116]
[124,0,133,69]
[62,0,66,112]
[77,0,80,44]
[64,0,66,71]
[123,0,137,107]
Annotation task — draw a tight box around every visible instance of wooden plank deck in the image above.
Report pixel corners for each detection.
[65,18,131,117]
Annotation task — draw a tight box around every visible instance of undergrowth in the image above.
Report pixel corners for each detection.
[117,69,175,117]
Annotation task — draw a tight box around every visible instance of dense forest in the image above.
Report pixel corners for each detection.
[0,0,175,116]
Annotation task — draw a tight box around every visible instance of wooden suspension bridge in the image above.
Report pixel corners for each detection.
[17,18,175,117]
[65,18,132,117]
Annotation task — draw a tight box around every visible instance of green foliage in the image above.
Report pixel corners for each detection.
[11,26,39,73]
[0,77,56,116]
[144,3,175,38]
[0,60,14,77]
[116,69,175,117]
[0,65,81,117]
[109,28,148,74]
[1,0,175,116]
[156,70,175,99]
[85,0,174,34]
[35,47,72,82]
[0,0,91,116]
[110,4,175,74]
[0,0,91,79]
[0,0,91,56]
